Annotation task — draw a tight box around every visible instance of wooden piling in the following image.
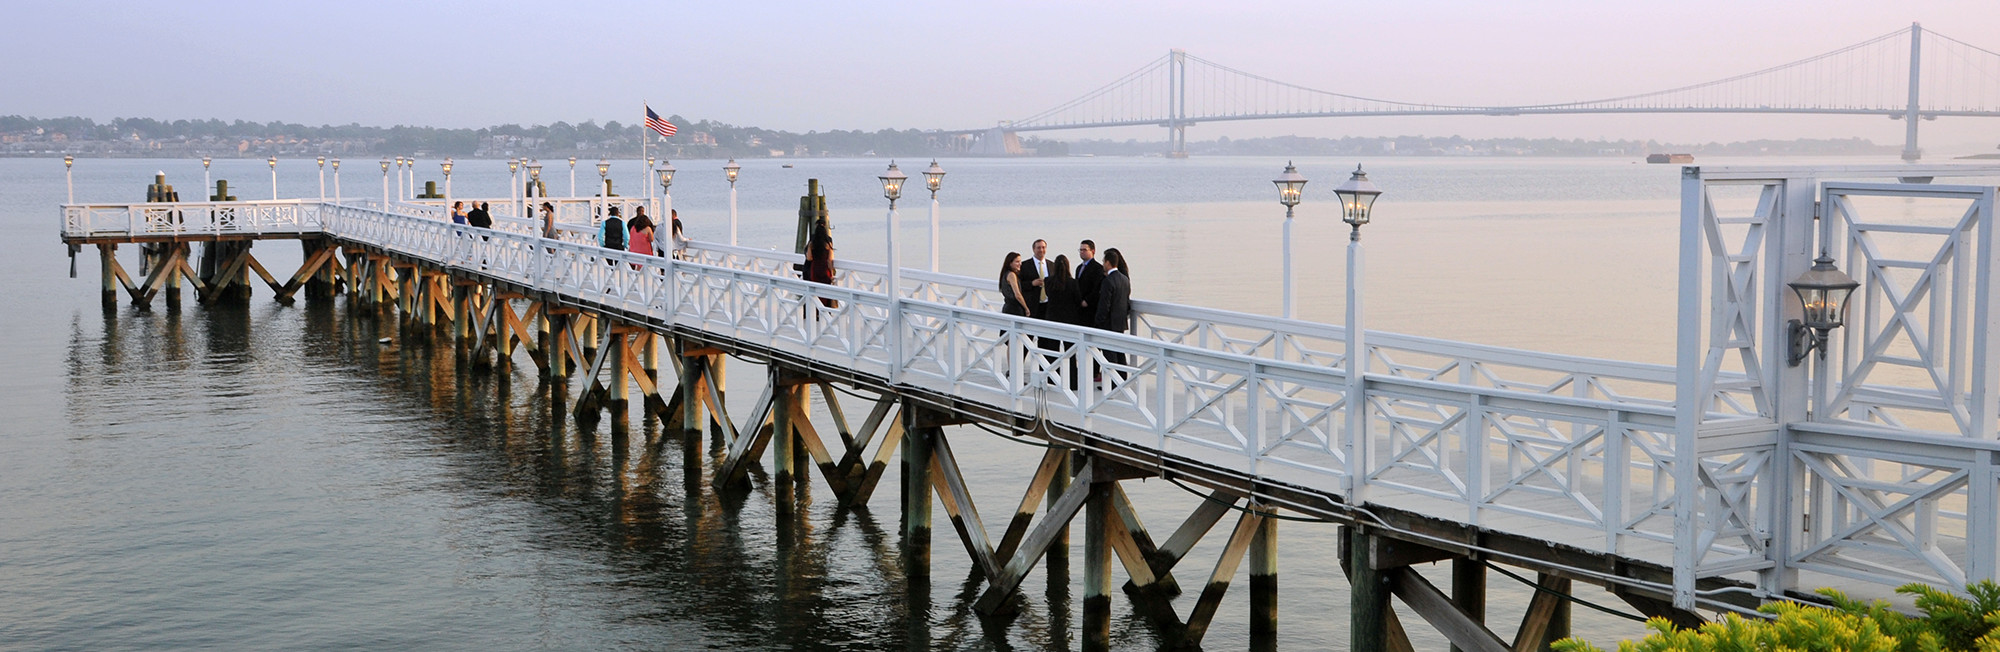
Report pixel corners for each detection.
[901,403,933,577]
[1452,559,1486,652]
[1082,474,1113,652]
[1047,450,1073,574]
[1249,505,1278,640]
[98,244,116,306]
[1349,526,1390,652]
[773,378,797,512]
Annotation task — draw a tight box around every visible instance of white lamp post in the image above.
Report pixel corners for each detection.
[657,161,676,220]
[528,161,542,202]
[568,156,577,198]
[380,158,391,207]
[331,158,341,203]
[879,161,908,379]
[508,158,521,216]
[923,160,946,272]
[317,156,326,200]
[405,157,416,200]
[442,159,454,221]
[64,155,74,204]
[268,156,278,200]
[202,156,211,196]
[394,156,405,201]
[645,155,655,204]
[723,159,740,246]
[1333,164,1382,498]
[1272,162,1308,319]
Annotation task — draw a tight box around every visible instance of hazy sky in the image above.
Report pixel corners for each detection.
[6,1,2000,152]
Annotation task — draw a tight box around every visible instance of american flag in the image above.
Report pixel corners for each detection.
[645,105,677,139]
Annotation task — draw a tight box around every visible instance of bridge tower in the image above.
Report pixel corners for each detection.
[1167,49,1188,158]
[1903,22,1924,162]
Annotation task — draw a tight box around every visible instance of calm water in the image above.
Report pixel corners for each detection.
[0,155,1896,650]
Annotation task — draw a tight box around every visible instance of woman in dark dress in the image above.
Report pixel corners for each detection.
[999,252,1028,317]
[1041,254,1083,386]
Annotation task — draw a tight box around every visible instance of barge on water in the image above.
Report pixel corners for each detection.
[1646,153,1694,164]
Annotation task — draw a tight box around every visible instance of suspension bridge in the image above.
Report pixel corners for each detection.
[944,24,2000,161]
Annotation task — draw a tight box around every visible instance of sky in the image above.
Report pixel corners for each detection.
[5,0,2000,153]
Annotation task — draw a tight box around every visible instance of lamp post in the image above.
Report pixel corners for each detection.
[923,160,946,272]
[724,159,740,245]
[317,156,326,200]
[1272,162,1308,319]
[64,155,74,204]
[528,161,542,203]
[645,155,656,204]
[657,160,676,220]
[405,157,416,200]
[1332,164,1382,498]
[394,156,405,201]
[568,156,577,198]
[380,158,391,207]
[879,161,908,379]
[442,159,454,220]
[508,158,521,216]
[268,156,278,200]
[331,158,341,203]
[202,156,211,196]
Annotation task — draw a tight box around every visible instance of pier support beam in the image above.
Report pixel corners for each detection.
[1348,527,1391,652]
[1452,559,1486,652]
[1249,505,1277,641]
[901,402,935,577]
[1082,471,1113,652]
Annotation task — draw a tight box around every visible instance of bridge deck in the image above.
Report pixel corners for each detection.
[61,176,2000,614]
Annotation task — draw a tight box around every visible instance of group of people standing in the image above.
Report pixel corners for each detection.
[450,201,494,229]
[999,239,1133,378]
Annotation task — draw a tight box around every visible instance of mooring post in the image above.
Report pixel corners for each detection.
[1249,503,1278,640]
[1082,471,1113,652]
[1451,558,1486,652]
[1348,526,1389,652]
[901,402,933,577]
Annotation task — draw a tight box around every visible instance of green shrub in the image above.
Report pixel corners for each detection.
[1552,581,2000,652]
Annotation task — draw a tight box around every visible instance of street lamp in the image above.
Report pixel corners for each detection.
[568,156,577,198]
[268,156,278,200]
[645,155,656,204]
[657,160,676,219]
[380,158,391,207]
[405,157,416,200]
[202,156,212,195]
[528,160,542,201]
[724,159,740,245]
[1331,164,1382,499]
[923,160,946,271]
[331,158,341,202]
[395,156,406,200]
[879,161,909,379]
[442,158,454,221]
[317,156,326,200]
[508,158,521,216]
[64,155,74,204]
[1786,252,1860,366]
[1272,161,1308,319]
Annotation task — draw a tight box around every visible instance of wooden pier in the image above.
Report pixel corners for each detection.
[58,162,2000,649]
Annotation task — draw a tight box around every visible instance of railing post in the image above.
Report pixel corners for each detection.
[1671,165,1706,610]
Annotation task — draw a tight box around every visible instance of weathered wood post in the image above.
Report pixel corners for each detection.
[901,401,933,578]
[1048,451,1073,574]
[1249,504,1278,640]
[1082,469,1114,652]
[680,345,706,436]
[98,244,117,306]
[1348,526,1389,652]
[773,372,798,513]
[1452,559,1486,652]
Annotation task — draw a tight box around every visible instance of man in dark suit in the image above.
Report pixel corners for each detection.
[1093,247,1131,382]
[1074,239,1103,320]
[467,202,493,228]
[1018,239,1052,319]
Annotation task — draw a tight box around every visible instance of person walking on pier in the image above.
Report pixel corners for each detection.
[669,209,688,260]
[1095,248,1132,383]
[539,202,557,240]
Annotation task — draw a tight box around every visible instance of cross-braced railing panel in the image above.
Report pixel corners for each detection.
[1823,183,2000,437]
